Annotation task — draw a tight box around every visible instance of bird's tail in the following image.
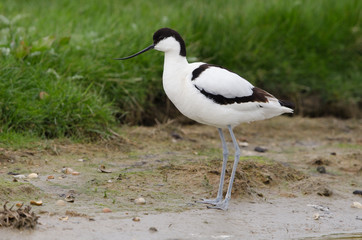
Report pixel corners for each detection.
[278,99,295,113]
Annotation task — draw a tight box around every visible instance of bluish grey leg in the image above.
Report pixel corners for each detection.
[198,128,228,205]
[208,125,240,210]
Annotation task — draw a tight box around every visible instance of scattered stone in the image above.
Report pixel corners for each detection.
[28,173,38,179]
[134,197,146,205]
[13,175,26,179]
[356,216,362,221]
[62,167,74,174]
[351,202,362,209]
[107,179,113,183]
[71,171,80,175]
[317,166,326,174]
[353,190,362,196]
[239,141,249,147]
[313,213,320,220]
[311,157,330,166]
[65,210,88,218]
[56,200,66,206]
[307,204,330,212]
[171,132,182,140]
[149,227,158,232]
[78,158,85,162]
[15,203,23,208]
[7,172,20,175]
[47,175,54,179]
[0,202,39,229]
[65,190,75,203]
[208,170,220,175]
[254,146,268,153]
[98,165,112,173]
[102,208,112,213]
[330,152,336,156]
[30,200,43,206]
[317,187,333,197]
[59,216,69,221]
[132,217,140,222]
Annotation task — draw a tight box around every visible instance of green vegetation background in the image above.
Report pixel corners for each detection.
[0,0,361,140]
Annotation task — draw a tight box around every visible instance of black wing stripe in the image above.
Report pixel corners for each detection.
[195,86,273,105]
[191,64,211,80]
[191,64,225,80]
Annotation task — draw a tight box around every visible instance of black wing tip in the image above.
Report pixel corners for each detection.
[279,99,295,110]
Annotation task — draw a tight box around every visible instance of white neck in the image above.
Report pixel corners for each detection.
[163,52,188,78]
[162,52,189,104]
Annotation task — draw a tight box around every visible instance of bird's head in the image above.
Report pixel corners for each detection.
[115,28,186,60]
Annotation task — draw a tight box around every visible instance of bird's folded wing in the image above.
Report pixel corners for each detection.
[191,65,254,99]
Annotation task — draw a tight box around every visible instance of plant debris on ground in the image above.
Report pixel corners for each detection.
[0,202,39,229]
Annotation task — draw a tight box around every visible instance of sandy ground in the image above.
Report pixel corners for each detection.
[1,196,362,240]
[0,117,361,239]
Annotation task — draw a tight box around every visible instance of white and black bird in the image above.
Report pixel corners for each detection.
[116,28,294,210]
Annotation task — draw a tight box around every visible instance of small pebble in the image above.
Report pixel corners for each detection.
[59,216,69,221]
[102,208,112,213]
[56,200,66,206]
[254,146,268,153]
[353,190,362,195]
[98,165,112,173]
[351,202,362,209]
[317,166,326,174]
[313,213,320,220]
[71,171,80,175]
[62,167,74,174]
[149,227,158,232]
[13,174,26,179]
[134,197,146,205]
[47,175,55,179]
[239,141,249,147]
[317,187,333,197]
[132,217,140,222]
[30,200,43,206]
[16,203,23,207]
[28,173,39,179]
[171,132,182,140]
[65,194,75,203]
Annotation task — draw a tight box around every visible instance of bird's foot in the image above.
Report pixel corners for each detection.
[197,197,222,205]
[206,199,229,211]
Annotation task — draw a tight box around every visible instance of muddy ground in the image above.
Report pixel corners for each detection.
[0,117,361,239]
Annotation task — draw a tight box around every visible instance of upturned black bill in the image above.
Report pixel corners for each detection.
[115,44,154,60]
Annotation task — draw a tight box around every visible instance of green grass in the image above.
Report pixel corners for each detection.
[0,0,361,139]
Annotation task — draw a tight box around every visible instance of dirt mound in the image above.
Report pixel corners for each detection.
[159,159,306,198]
[0,182,42,203]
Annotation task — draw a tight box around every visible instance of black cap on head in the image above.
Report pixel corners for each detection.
[153,28,186,57]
